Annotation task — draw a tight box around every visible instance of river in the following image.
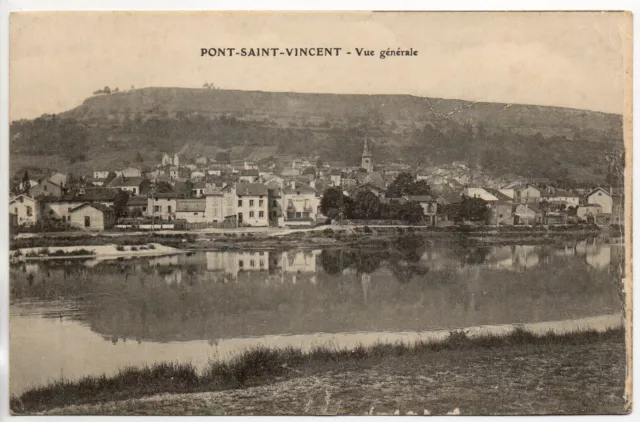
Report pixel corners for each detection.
[9,235,625,394]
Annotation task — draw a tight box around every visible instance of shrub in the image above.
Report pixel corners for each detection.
[363,226,372,234]
[116,245,125,251]
[130,246,138,252]
[147,244,156,249]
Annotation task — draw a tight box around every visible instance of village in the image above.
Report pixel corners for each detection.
[9,137,625,234]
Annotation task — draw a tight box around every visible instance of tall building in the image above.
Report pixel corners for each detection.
[361,136,373,173]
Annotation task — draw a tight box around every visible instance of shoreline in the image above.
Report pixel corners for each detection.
[12,325,627,415]
[9,224,619,253]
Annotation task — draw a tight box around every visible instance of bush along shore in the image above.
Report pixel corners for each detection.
[11,326,626,415]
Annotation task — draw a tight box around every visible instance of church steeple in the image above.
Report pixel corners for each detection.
[361,135,373,173]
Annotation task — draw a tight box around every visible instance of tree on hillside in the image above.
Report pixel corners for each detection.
[320,187,349,218]
[397,201,425,224]
[155,181,174,193]
[352,190,381,219]
[386,172,415,198]
[135,152,144,163]
[104,171,118,185]
[21,170,30,195]
[406,179,433,196]
[112,190,130,219]
[316,158,324,168]
[386,172,433,198]
[456,195,489,222]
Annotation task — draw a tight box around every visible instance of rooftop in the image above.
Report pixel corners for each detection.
[236,183,268,197]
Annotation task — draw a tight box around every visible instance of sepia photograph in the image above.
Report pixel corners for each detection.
[5,10,633,416]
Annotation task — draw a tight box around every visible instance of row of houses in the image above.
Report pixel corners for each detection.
[10,179,324,231]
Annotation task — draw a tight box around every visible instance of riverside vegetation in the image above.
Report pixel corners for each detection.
[10,326,626,415]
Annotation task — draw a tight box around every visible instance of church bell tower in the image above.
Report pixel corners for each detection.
[361,135,373,173]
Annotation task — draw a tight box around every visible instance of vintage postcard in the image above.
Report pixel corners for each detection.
[6,11,633,416]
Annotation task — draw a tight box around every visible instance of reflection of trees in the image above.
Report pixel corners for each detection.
[388,234,429,284]
[320,249,388,275]
[449,238,491,265]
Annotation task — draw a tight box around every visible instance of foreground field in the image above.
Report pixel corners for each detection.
[13,328,628,416]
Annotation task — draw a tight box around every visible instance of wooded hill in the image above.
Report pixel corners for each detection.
[10,87,624,184]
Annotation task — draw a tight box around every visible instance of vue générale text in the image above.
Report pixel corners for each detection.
[200,47,419,59]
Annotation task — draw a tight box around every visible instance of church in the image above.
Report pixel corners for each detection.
[361,136,373,173]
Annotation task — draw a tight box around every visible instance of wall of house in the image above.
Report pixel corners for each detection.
[283,193,318,222]
[587,191,613,214]
[9,198,39,226]
[418,201,437,216]
[488,204,513,225]
[69,207,108,231]
[205,195,224,222]
[577,206,602,219]
[31,181,63,198]
[553,196,580,206]
[147,198,177,220]
[463,188,497,202]
[514,205,540,224]
[516,186,541,203]
[237,195,268,226]
[175,210,208,223]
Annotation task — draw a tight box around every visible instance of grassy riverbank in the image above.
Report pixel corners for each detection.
[11,326,627,415]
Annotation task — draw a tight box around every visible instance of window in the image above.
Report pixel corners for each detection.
[250,260,255,267]
[259,211,264,218]
[167,206,172,213]
[260,260,264,267]
[67,216,71,222]
[259,200,264,207]
[249,211,254,218]
[250,200,254,207]
[272,200,277,207]
[84,216,91,227]
[26,206,32,217]
[239,260,244,268]
[238,199,243,207]
[259,252,264,256]
[193,212,198,215]
[154,206,160,212]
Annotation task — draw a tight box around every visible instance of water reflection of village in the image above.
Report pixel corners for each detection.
[10,237,623,345]
[136,238,625,286]
[145,249,320,286]
[14,236,624,286]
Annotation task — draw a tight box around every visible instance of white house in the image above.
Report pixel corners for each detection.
[93,170,111,180]
[49,172,68,188]
[68,203,115,231]
[550,189,580,207]
[282,182,319,226]
[175,199,207,223]
[121,167,142,178]
[462,187,499,202]
[235,183,269,227]
[147,193,180,220]
[161,153,173,166]
[585,187,613,214]
[9,195,39,226]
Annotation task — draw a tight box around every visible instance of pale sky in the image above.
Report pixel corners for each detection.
[9,11,632,120]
